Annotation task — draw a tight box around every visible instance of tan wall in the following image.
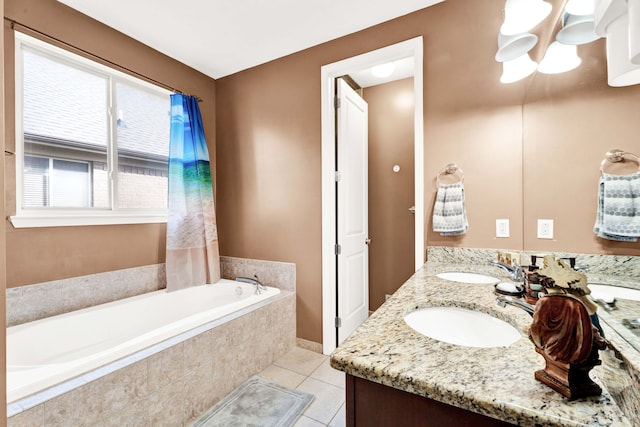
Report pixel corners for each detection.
[3,0,217,287]
[363,78,415,311]
[215,1,525,343]
[1,0,8,417]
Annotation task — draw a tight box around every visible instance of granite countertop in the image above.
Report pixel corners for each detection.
[330,262,636,427]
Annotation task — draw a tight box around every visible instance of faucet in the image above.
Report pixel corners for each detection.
[236,275,268,295]
[489,260,524,282]
[496,295,535,316]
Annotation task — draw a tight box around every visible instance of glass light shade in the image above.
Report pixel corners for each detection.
[500,0,552,36]
[495,32,538,62]
[500,53,538,83]
[630,0,640,64]
[371,62,395,78]
[565,0,595,16]
[556,13,601,45]
[606,14,640,86]
[538,42,582,74]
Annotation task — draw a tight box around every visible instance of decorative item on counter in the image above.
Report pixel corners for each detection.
[523,269,544,304]
[529,255,608,399]
[498,250,521,266]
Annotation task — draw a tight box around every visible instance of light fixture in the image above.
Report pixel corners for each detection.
[500,0,552,35]
[565,0,595,16]
[605,13,640,86]
[538,42,582,74]
[495,32,539,62]
[630,0,640,63]
[555,13,601,44]
[500,54,538,83]
[371,62,395,78]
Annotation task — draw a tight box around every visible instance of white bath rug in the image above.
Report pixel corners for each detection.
[191,375,314,427]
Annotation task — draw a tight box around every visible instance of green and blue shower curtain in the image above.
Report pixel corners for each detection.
[166,94,220,291]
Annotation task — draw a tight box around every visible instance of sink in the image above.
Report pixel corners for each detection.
[589,284,640,302]
[436,272,499,284]
[404,306,521,348]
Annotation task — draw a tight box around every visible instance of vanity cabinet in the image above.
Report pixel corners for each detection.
[345,374,514,427]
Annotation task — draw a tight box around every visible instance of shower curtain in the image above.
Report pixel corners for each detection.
[166,94,220,291]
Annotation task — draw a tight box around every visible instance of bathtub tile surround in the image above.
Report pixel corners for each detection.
[7,292,296,426]
[221,255,296,292]
[6,263,166,326]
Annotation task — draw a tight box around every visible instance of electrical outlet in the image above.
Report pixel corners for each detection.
[537,219,554,239]
[496,219,510,238]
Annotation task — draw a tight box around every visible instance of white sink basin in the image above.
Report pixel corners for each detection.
[589,284,640,302]
[436,272,499,284]
[404,307,521,348]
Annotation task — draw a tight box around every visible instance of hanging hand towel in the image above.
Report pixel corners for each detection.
[433,181,468,236]
[594,172,640,242]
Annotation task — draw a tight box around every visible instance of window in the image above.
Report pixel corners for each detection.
[12,32,171,227]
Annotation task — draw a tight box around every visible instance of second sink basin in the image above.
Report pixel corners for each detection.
[436,272,499,284]
[404,306,521,348]
[589,284,640,302]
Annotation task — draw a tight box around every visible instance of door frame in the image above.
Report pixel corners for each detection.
[321,37,424,355]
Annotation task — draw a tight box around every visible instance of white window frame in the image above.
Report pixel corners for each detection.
[12,32,171,228]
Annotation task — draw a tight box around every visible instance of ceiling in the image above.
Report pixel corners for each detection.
[57,0,443,80]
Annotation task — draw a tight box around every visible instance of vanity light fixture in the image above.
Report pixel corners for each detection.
[495,32,539,62]
[605,13,640,86]
[565,0,595,16]
[500,53,538,83]
[630,0,640,63]
[371,62,395,78]
[538,41,582,74]
[500,0,552,35]
[556,13,601,45]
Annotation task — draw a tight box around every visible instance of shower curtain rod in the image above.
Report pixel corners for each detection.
[5,18,203,102]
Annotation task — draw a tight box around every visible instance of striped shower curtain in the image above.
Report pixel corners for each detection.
[166,94,220,291]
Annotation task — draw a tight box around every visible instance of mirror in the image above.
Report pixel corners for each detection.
[521,4,640,352]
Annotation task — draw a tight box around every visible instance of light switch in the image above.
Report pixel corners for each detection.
[537,219,554,239]
[496,219,510,238]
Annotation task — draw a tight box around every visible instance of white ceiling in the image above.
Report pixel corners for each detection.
[57,0,443,79]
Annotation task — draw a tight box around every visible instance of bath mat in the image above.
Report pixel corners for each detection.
[191,375,314,427]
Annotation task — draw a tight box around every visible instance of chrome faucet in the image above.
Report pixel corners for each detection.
[236,275,268,295]
[496,295,535,316]
[489,260,524,282]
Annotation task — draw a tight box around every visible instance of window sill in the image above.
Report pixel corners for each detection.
[10,211,168,228]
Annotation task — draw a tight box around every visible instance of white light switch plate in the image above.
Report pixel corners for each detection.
[496,219,509,238]
[537,219,554,239]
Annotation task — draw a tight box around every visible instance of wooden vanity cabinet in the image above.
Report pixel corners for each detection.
[345,374,515,427]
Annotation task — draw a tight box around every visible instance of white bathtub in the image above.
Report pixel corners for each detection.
[7,279,280,404]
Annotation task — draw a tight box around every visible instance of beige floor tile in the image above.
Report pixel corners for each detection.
[293,415,326,427]
[296,377,345,425]
[259,364,307,389]
[310,358,345,389]
[273,347,327,376]
[328,403,346,427]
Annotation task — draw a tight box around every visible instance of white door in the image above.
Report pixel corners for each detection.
[336,78,369,344]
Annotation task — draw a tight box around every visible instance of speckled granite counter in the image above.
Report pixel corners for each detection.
[331,262,636,427]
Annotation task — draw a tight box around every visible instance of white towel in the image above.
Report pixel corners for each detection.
[594,172,640,242]
[432,181,468,236]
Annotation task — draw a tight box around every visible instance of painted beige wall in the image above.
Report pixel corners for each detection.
[364,78,415,311]
[215,1,525,343]
[3,0,217,287]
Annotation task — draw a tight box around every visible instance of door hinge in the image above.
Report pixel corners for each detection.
[334,171,342,182]
[335,244,341,255]
[335,317,342,328]
[334,96,341,109]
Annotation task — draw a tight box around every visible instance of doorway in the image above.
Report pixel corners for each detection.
[321,37,424,354]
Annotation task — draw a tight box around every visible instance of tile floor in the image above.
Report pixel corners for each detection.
[258,347,346,427]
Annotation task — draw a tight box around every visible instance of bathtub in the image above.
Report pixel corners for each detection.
[7,279,280,405]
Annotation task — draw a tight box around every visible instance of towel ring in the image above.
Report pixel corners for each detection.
[437,163,464,184]
[600,149,640,174]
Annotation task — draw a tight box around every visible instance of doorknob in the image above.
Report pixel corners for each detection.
[365,238,372,245]
[409,206,415,214]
